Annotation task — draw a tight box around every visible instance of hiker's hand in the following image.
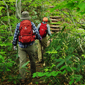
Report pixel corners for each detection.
[13,46,17,50]
[40,37,42,40]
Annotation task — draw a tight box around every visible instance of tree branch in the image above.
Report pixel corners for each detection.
[3,0,13,35]
[1,21,6,26]
[15,0,21,19]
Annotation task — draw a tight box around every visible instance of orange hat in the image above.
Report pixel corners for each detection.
[43,17,48,22]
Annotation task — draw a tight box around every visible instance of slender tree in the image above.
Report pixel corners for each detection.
[15,0,21,19]
[3,0,13,35]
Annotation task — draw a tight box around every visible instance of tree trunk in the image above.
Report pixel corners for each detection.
[15,0,21,19]
[3,0,13,35]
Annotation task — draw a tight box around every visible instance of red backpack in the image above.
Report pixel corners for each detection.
[18,20,35,43]
[39,23,47,37]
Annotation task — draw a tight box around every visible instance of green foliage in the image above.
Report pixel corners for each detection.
[0,0,85,84]
[0,7,4,15]
[33,31,85,85]
[0,54,14,77]
[51,0,85,14]
[8,0,15,2]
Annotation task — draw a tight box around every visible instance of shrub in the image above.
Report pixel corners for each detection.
[33,31,85,85]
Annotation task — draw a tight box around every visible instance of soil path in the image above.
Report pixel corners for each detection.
[25,59,46,85]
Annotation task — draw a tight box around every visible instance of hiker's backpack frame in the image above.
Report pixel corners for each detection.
[39,23,47,38]
[18,20,35,43]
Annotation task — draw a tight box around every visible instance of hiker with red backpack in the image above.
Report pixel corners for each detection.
[12,11,42,83]
[37,17,52,64]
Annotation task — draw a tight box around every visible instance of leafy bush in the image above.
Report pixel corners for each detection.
[0,55,14,79]
[33,31,85,85]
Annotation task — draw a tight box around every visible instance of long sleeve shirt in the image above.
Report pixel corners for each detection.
[37,22,52,36]
[12,22,41,48]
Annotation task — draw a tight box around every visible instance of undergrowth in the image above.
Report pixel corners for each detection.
[33,30,85,85]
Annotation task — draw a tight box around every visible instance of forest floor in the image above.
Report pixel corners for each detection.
[1,58,48,85]
[26,59,47,85]
[1,58,69,85]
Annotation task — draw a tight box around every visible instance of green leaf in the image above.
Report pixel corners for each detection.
[66,66,72,72]
[56,60,65,68]
[7,69,10,71]
[60,65,67,70]
[55,59,63,63]
[0,52,5,54]
[33,72,37,78]
[21,61,30,68]
[65,55,72,62]
[0,55,3,58]
[52,63,55,67]
[69,79,74,85]
[33,72,45,78]
[78,2,85,11]
[0,1,5,5]
[70,74,83,84]
[10,7,15,11]
[13,81,16,84]
[51,71,61,76]
[72,67,76,70]
[61,26,65,32]
[46,73,52,77]
[0,44,7,46]
[44,68,49,72]
[0,7,4,15]
[51,71,57,76]
[0,55,5,62]
[61,70,66,74]
[37,72,44,77]
[35,82,38,84]
[56,71,61,75]
[82,54,85,58]
[75,75,82,83]
[50,5,59,12]
[8,0,16,2]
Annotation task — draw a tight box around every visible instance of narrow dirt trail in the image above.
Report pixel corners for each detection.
[1,59,46,85]
[22,7,62,84]
[26,59,47,85]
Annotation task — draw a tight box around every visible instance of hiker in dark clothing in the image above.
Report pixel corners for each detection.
[37,17,52,64]
[12,11,42,83]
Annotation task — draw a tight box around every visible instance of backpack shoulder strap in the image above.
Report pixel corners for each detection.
[40,22,47,26]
